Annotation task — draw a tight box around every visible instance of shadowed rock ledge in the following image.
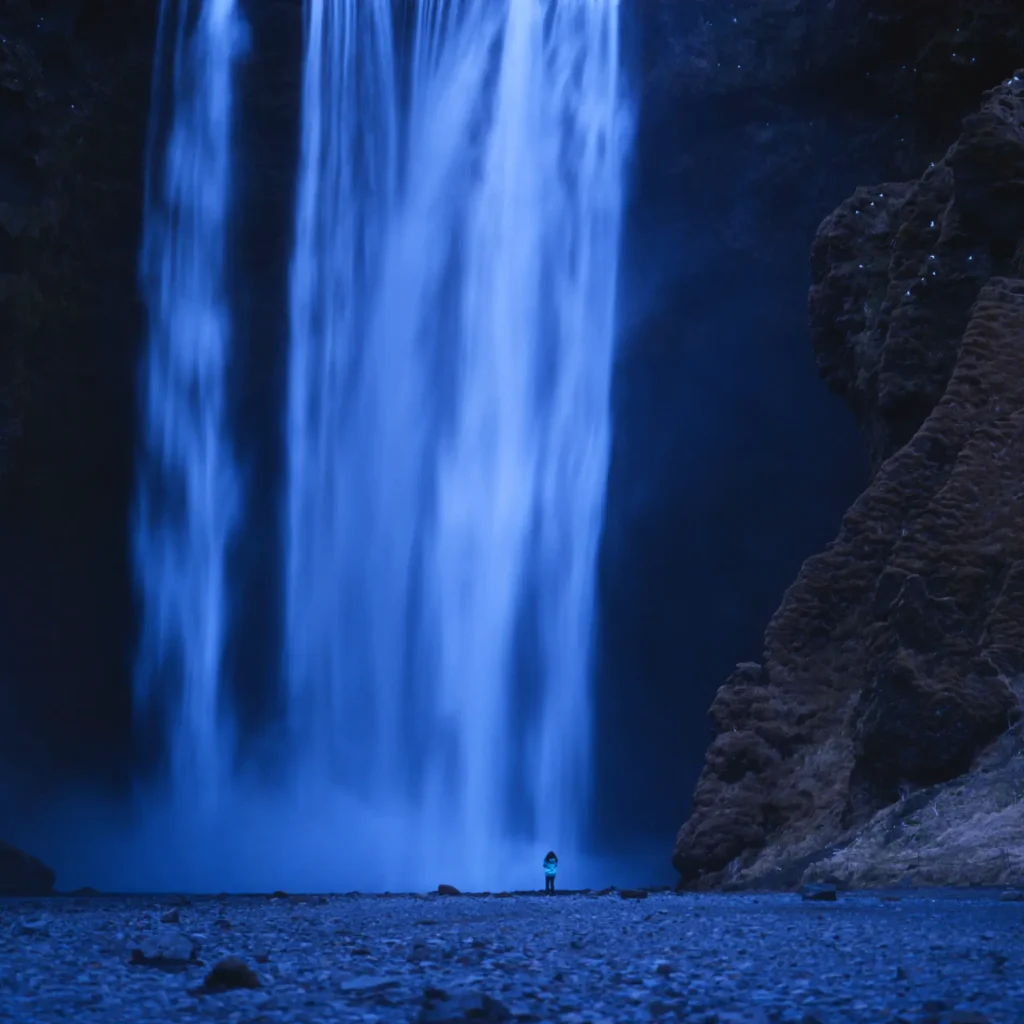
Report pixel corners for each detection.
[674,72,1024,890]
[0,839,55,896]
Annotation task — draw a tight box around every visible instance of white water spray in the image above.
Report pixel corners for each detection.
[286,0,628,889]
[135,0,245,802]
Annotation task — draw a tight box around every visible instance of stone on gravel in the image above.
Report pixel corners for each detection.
[341,974,400,992]
[801,884,838,902]
[619,888,648,899]
[197,955,260,993]
[437,884,461,896]
[417,987,511,1023]
[16,916,50,937]
[998,889,1024,902]
[129,929,200,968]
[0,840,55,896]
[160,907,181,923]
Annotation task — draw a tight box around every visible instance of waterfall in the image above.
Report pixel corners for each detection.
[286,0,627,889]
[135,0,245,802]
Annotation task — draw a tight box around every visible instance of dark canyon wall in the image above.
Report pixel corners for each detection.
[0,0,156,803]
[671,0,1024,887]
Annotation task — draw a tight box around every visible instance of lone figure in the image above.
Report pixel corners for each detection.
[543,850,558,895]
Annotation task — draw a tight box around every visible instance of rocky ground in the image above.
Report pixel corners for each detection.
[1,890,1022,1024]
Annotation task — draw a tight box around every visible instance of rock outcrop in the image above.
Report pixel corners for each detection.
[0,840,55,896]
[674,72,1024,889]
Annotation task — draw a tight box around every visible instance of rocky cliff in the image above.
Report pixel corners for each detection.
[0,0,156,795]
[673,13,1024,887]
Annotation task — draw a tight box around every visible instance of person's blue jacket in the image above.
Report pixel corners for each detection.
[543,851,558,878]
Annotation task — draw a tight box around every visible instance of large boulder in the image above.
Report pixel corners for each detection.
[0,840,55,896]
[674,73,1024,888]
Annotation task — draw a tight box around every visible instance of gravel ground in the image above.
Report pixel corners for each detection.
[1,889,1022,1023]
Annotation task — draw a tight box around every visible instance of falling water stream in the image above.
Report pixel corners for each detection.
[286,0,627,888]
[135,0,627,892]
[135,0,244,802]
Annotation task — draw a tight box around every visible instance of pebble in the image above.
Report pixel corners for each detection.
[801,884,839,902]
[195,955,260,994]
[0,890,1021,1022]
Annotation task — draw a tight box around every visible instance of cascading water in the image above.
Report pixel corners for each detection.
[135,0,245,804]
[286,0,628,889]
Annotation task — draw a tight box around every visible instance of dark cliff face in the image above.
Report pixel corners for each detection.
[671,1,1024,887]
[0,0,157,800]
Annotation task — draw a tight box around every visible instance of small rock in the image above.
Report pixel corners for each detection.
[129,930,200,969]
[196,956,260,994]
[437,884,461,896]
[160,908,181,924]
[0,841,56,897]
[269,890,289,899]
[341,975,400,993]
[800,884,838,902]
[998,889,1024,902]
[896,966,908,981]
[67,886,101,897]
[619,889,648,900]
[417,988,511,1023]
[947,1012,992,1023]
[16,917,50,937]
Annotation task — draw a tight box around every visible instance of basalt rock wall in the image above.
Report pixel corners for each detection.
[673,53,1024,887]
[0,0,157,798]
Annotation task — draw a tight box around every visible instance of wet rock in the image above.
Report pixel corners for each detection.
[619,889,649,900]
[16,917,50,937]
[195,955,260,994]
[801,884,838,903]
[999,889,1024,902]
[129,929,200,969]
[417,987,512,1023]
[437,884,461,896]
[0,841,55,896]
[340,975,400,993]
[160,908,181,924]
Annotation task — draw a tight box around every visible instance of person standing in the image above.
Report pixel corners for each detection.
[543,850,558,895]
